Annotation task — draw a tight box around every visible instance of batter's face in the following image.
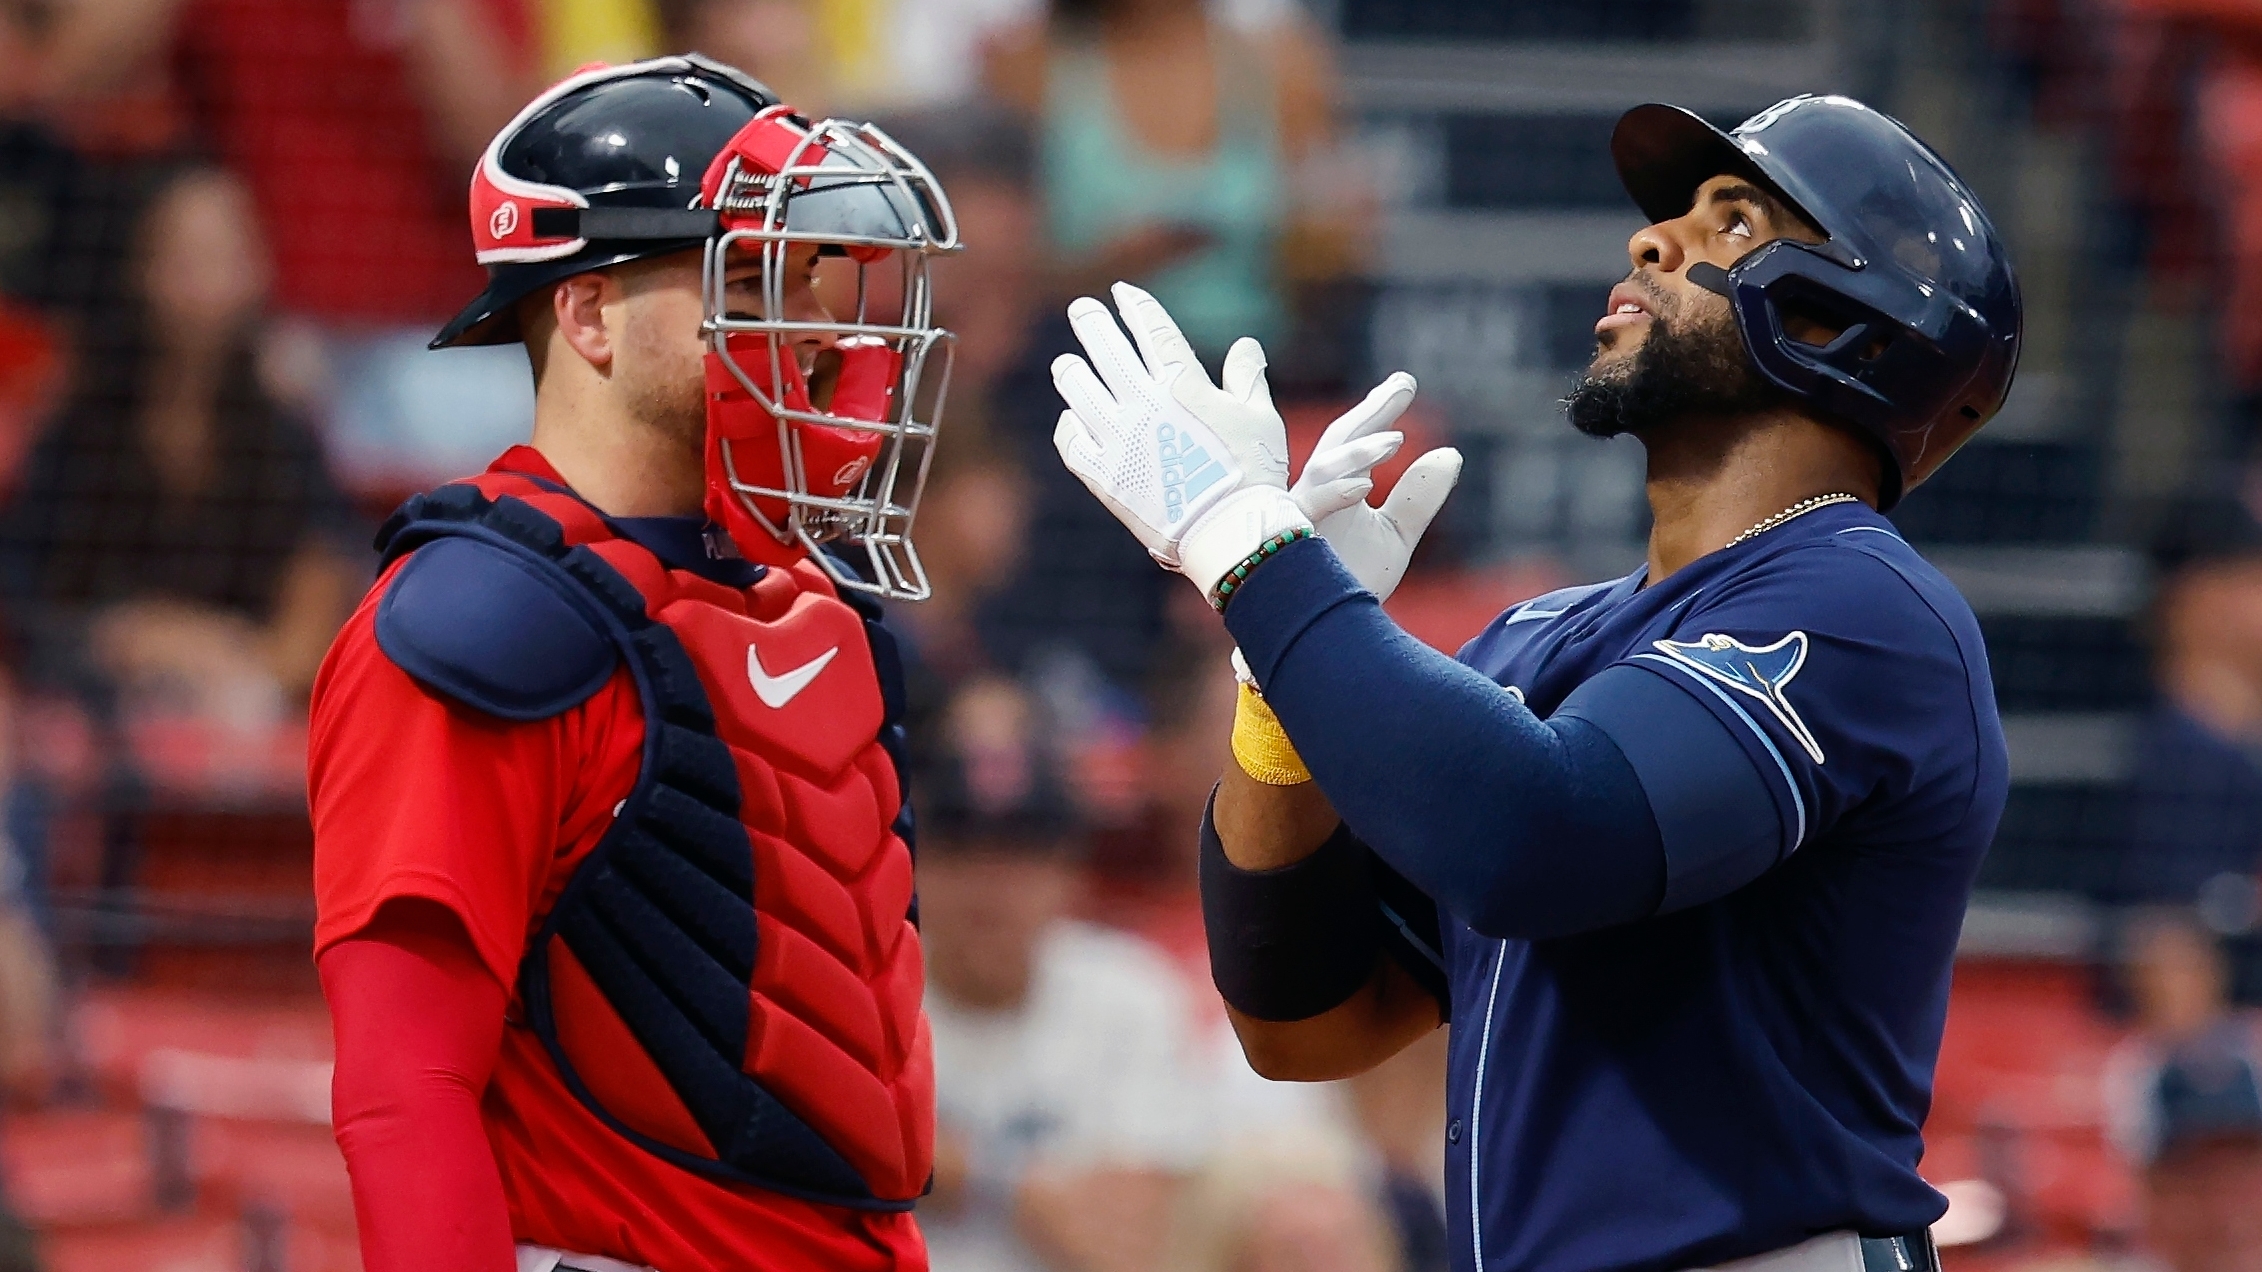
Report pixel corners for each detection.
[606,242,837,445]
[1564,174,1822,438]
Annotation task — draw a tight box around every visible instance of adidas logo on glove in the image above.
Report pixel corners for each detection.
[1159,422,1230,526]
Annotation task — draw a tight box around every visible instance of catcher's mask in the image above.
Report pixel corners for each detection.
[699,105,958,599]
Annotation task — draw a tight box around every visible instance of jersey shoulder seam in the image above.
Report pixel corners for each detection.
[1790,536,1991,827]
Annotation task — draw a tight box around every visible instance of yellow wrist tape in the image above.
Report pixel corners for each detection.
[1231,681,1312,786]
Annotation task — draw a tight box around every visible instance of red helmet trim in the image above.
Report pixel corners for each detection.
[469,57,712,266]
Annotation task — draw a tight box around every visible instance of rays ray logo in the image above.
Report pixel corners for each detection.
[1651,631,1826,763]
[1158,422,1229,525]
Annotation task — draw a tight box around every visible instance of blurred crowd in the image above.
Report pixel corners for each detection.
[0,0,1439,1270]
[0,0,2254,1271]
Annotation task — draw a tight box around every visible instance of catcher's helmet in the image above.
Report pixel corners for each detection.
[434,56,959,600]
[1612,95,2020,509]
[432,55,779,350]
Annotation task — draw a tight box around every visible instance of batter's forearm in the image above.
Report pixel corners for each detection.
[1200,785,1437,1079]
[1227,958,1441,1082]
[1213,761,1340,869]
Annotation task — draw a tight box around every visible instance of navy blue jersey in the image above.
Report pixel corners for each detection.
[1431,503,2003,1271]
[1220,500,2006,1272]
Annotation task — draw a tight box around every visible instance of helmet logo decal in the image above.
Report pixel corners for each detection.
[832,457,871,488]
[490,200,520,240]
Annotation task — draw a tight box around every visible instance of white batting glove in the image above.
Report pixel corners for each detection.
[1226,375,1461,687]
[1052,283,1309,598]
[1291,373,1463,603]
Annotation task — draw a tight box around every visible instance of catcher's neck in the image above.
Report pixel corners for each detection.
[529,376,705,520]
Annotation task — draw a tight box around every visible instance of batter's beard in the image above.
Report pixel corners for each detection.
[1563,294,1786,438]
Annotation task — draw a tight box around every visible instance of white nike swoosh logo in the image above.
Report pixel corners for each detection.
[1503,606,1570,625]
[747,643,838,709]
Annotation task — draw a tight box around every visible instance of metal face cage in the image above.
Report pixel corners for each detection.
[702,114,960,602]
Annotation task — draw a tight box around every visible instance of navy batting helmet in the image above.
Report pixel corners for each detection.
[1612,95,2020,509]
[431,55,786,349]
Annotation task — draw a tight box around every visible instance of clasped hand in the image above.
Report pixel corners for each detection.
[1050,283,1462,605]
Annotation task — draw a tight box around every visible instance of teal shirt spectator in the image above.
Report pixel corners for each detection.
[1040,30,1286,354]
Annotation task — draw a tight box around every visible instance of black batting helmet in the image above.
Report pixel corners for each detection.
[1612,95,2021,510]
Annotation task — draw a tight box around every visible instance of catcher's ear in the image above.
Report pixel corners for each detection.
[552,273,616,373]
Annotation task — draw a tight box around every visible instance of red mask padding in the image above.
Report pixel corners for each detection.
[703,332,901,553]
[702,106,827,206]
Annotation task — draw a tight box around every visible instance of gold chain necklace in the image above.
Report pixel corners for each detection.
[1723,492,1861,549]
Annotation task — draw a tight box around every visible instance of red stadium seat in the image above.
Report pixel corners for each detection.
[41,1216,241,1272]
[0,1110,156,1229]
[72,988,331,1102]
[190,1119,355,1233]
[1926,957,2142,1255]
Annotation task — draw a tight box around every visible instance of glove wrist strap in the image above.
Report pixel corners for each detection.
[1178,486,1311,604]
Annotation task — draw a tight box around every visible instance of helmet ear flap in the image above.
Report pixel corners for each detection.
[1722,242,1997,510]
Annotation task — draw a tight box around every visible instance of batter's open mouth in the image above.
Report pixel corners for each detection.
[1597,281,1655,334]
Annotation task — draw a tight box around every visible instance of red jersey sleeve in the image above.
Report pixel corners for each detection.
[321,901,516,1272]
[309,579,630,990]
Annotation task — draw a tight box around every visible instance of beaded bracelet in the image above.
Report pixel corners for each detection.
[1209,526,1314,612]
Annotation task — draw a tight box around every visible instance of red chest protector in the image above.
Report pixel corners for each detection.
[374,470,932,1209]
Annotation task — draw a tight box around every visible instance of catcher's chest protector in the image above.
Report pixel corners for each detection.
[376,473,931,1208]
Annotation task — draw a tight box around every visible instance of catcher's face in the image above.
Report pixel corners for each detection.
[607,242,838,446]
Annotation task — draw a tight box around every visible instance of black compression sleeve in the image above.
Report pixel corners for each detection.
[1199,792,1383,1022]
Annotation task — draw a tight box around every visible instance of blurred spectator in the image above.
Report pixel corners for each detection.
[0,668,50,1272]
[2124,0,2262,402]
[657,0,837,114]
[1343,1034,1449,1272]
[881,102,1172,696]
[535,0,663,80]
[982,0,1350,356]
[895,440,1030,695]
[881,0,1042,110]
[2118,496,2262,913]
[855,110,1045,698]
[1161,1126,1405,1272]
[43,0,542,495]
[2104,911,2262,1271]
[919,674,1210,1272]
[1083,648,1234,972]
[776,0,1316,114]
[0,685,50,1104]
[0,0,127,482]
[875,107,1045,423]
[0,166,362,722]
[0,0,110,316]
